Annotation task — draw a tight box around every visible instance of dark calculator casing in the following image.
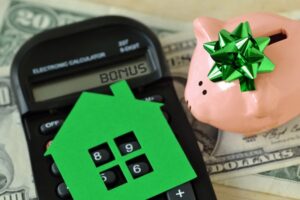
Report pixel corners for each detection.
[11,16,216,200]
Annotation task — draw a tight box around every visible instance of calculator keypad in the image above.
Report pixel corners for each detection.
[40,94,201,199]
[90,132,152,189]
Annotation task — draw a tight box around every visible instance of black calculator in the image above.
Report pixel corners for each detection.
[11,16,216,200]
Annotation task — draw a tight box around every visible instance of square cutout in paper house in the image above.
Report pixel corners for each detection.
[45,80,196,200]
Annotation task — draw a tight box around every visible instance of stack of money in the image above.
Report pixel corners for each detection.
[0,0,299,199]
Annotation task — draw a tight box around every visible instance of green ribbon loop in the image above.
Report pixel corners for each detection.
[204,21,275,92]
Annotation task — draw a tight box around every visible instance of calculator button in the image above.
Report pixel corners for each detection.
[57,183,70,199]
[128,162,151,179]
[51,163,60,176]
[143,95,164,103]
[166,182,196,200]
[101,170,117,185]
[40,119,64,135]
[100,166,127,190]
[119,141,141,155]
[90,149,113,166]
[115,132,141,156]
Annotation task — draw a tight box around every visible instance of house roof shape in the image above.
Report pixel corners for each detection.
[45,80,196,200]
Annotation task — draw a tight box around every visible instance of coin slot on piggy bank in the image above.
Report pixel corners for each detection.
[268,30,287,45]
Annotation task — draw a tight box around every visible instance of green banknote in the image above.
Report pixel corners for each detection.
[0,0,190,75]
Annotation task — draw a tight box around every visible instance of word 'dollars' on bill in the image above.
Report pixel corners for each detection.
[207,148,296,174]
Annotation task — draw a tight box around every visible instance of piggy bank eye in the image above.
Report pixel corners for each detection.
[198,81,207,95]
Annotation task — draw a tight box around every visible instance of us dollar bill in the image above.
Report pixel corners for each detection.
[0,77,37,200]
[0,0,191,76]
[161,32,300,181]
[216,165,300,200]
[1,0,300,197]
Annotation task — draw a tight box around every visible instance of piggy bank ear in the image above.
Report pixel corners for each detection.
[193,17,224,41]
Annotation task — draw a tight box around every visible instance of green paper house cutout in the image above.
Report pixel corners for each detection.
[45,80,196,200]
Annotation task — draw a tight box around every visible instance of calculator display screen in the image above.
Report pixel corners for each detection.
[32,57,152,102]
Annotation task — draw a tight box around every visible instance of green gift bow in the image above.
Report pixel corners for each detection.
[204,21,275,92]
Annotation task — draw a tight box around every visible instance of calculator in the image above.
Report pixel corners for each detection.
[11,16,216,200]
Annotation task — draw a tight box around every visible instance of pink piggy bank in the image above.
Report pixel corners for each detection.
[185,13,300,136]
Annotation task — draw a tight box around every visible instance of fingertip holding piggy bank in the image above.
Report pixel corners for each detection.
[185,13,300,136]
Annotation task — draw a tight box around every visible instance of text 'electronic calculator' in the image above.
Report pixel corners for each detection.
[11,16,216,200]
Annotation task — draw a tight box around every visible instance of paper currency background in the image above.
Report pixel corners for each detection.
[1,0,300,199]
[0,77,37,200]
[0,0,191,76]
